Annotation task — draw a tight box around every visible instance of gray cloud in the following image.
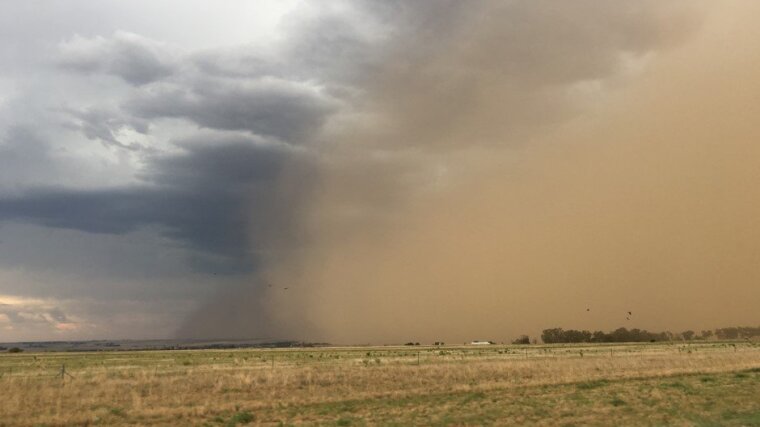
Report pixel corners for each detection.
[190,3,380,85]
[59,105,150,150]
[56,31,178,85]
[0,125,95,194]
[0,127,54,190]
[189,47,279,80]
[127,78,339,142]
[54,29,344,144]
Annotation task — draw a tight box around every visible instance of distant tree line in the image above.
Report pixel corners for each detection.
[540,326,760,344]
[713,326,760,340]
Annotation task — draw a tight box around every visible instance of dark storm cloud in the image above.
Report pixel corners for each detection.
[56,31,177,85]
[0,0,353,340]
[0,7,349,284]
[144,136,285,189]
[0,136,307,272]
[0,188,245,251]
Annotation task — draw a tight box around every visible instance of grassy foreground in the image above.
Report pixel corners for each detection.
[1,342,759,426]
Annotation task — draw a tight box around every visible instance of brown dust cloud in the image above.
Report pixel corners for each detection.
[181,1,760,344]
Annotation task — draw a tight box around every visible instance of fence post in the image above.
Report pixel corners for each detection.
[60,364,74,380]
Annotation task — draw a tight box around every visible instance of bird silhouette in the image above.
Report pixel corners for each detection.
[627,311,632,315]
[586,308,590,312]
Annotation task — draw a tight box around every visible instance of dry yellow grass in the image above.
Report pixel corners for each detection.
[1,342,759,425]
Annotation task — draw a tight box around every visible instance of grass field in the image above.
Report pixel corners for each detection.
[1,342,759,426]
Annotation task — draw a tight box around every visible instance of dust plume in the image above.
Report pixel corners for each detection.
[185,1,760,343]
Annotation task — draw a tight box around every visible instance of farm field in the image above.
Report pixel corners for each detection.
[1,342,759,426]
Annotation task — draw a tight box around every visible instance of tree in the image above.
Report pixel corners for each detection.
[512,335,530,345]
[591,330,608,342]
[610,327,630,342]
[541,328,564,344]
[681,330,695,341]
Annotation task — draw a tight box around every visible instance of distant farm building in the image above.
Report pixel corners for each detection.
[469,341,495,345]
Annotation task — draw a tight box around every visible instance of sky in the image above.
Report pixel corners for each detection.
[1,1,759,344]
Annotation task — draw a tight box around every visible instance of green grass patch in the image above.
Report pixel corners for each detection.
[659,381,694,394]
[226,410,255,426]
[576,379,610,390]
[461,391,487,404]
[108,407,126,417]
[609,398,627,407]
[720,409,760,425]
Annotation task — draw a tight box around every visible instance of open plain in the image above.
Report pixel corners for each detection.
[1,341,759,426]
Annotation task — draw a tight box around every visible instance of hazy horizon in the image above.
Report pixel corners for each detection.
[1,1,759,344]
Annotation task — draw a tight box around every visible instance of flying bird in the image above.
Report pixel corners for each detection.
[628,311,632,315]
[586,308,590,312]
